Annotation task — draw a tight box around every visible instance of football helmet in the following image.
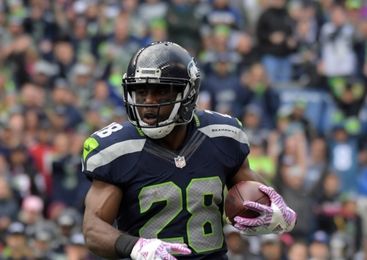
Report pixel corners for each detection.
[122,41,201,139]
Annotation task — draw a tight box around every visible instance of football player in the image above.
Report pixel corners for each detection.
[82,41,296,259]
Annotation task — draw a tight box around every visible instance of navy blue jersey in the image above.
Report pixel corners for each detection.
[82,110,250,259]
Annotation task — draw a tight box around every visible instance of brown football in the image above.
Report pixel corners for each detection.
[225,181,271,224]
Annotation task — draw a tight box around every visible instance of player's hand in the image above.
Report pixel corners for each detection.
[233,185,296,235]
[130,238,191,260]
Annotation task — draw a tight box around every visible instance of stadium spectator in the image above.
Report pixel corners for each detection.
[200,52,241,115]
[337,194,364,257]
[69,63,94,111]
[288,100,317,142]
[86,79,117,126]
[165,0,201,54]
[256,0,297,86]
[2,21,33,89]
[0,177,18,243]
[97,12,141,80]
[247,136,276,185]
[230,32,260,73]
[267,105,308,178]
[258,234,286,260]
[19,82,46,112]
[18,195,44,230]
[54,208,83,256]
[314,172,342,235]
[122,0,148,40]
[304,136,329,196]
[199,24,240,69]
[28,118,54,196]
[137,0,168,27]
[291,15,320,86]
[30,59,57,90]
[286,240,309,260]
[202,0,245,31]
[52,38,76,79]
[309,230,331,260]
[65,232,98,260]
[70,17,96,62]
[22,0,58,45]
[50,132,89,209]
[146,18,168,44]
[240,104,270,144]
[328,123,359,192]
[47,80,83,131]
[30,227,61,259]
[235,62,280,128]
[8,145,42,198]
[318,4,356,80]
[327,77,366,125]
[2,222,33,259]
[223,224,261,260]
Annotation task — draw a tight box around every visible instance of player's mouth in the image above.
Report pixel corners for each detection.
[142,112,158,126]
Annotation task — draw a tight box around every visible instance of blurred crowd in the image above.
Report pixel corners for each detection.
[0,0,367,259]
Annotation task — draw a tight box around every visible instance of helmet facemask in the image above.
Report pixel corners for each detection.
[123,76,195,139]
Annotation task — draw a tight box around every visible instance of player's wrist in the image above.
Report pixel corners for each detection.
[114,233,140,258]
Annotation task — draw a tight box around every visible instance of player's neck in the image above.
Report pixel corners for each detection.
[155,125,187,151]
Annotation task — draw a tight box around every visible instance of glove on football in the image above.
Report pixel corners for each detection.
[233,185,297,235]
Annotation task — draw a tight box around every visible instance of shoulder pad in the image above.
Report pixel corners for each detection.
[195,110,243,127]
[195,110,250,175]
[195,110,248,145]
[82,122,146,180]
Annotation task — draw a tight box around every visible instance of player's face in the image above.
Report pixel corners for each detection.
[134,84,179,126]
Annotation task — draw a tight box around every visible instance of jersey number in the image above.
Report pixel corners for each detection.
[138,177,223,253]
[94,122,123,138]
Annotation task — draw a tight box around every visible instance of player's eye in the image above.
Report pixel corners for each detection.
[136,88,148,96]
[157,88,169,96]
[133,85,148,97]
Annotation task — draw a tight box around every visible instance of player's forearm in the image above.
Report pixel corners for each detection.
[83,211,125,258]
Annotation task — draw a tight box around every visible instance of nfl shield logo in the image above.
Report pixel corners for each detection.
[174,156,186,168]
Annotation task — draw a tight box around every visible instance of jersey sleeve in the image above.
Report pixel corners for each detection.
[81,123,145,185]
[197,110,250,175]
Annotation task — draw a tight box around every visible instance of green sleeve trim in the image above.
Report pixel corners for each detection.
[83,137,99,161]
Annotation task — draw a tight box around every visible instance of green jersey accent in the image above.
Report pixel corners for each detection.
[83,137,99,161]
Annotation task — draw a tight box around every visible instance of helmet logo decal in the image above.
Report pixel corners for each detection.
[187,59,199,82]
